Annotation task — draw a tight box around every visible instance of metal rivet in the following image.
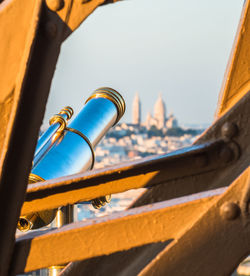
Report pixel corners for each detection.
[219,145,234,163]
[46,0,64,11]
[220,202,240,220]
[45,22,58,39]
[221,122,238,139]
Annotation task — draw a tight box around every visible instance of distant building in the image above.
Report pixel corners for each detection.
[145,112,157,129]
[166,113,178,128]
[145,112,152,129]
[132,93,141,125]
[132,92,178,130]
[154,94,166,129]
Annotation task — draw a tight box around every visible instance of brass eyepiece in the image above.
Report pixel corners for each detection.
[49,106,74,133]
[29,173,45,183]
[49,115,67,133]
[85,87,126,124]
[59,106,74,120]
[17,217,33,232]
[92,195,111,209]
[48,265,66,275]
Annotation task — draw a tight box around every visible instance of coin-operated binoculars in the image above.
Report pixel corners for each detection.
[17,87,125,231]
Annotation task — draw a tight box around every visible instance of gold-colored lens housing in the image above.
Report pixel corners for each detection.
[85,87,126,125]
[92,195,111,209]
[48,265,66,275]
[17,174,45,232]
[29,173,45,183]
[59,106,74,120]
[17,215,35,232]
[49,115,67,133]
[49,106,74,133]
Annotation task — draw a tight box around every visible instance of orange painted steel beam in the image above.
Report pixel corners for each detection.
[45,0,123,41]
[0,0,40,146]
[21,140,227,215]
[12,188,224,274]
[0,1,43,275]
[140,168,250,276]
[216,0,250,117]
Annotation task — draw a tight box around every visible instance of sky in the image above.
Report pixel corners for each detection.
[44,0,244,128]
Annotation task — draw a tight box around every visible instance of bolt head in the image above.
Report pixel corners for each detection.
[46,0,64,11]
[221,122,238,139]
[220,202,240,220]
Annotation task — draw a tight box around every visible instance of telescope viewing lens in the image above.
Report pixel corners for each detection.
[17,218,31,232]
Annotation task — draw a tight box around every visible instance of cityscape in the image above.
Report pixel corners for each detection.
[94,93,202,169]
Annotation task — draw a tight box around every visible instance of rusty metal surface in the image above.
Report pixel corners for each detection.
[11,188,224,274]
[139,168,250,276]
[20,90,250,218]
[21,140,229,215]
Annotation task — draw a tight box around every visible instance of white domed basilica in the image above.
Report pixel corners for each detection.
[132,93,178,129]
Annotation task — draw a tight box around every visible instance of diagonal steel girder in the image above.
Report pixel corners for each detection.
[12,168,250,274]
[21,140,233,215]
[0,2,44,275]
[21,90,250,216]
[12,188,224,274]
